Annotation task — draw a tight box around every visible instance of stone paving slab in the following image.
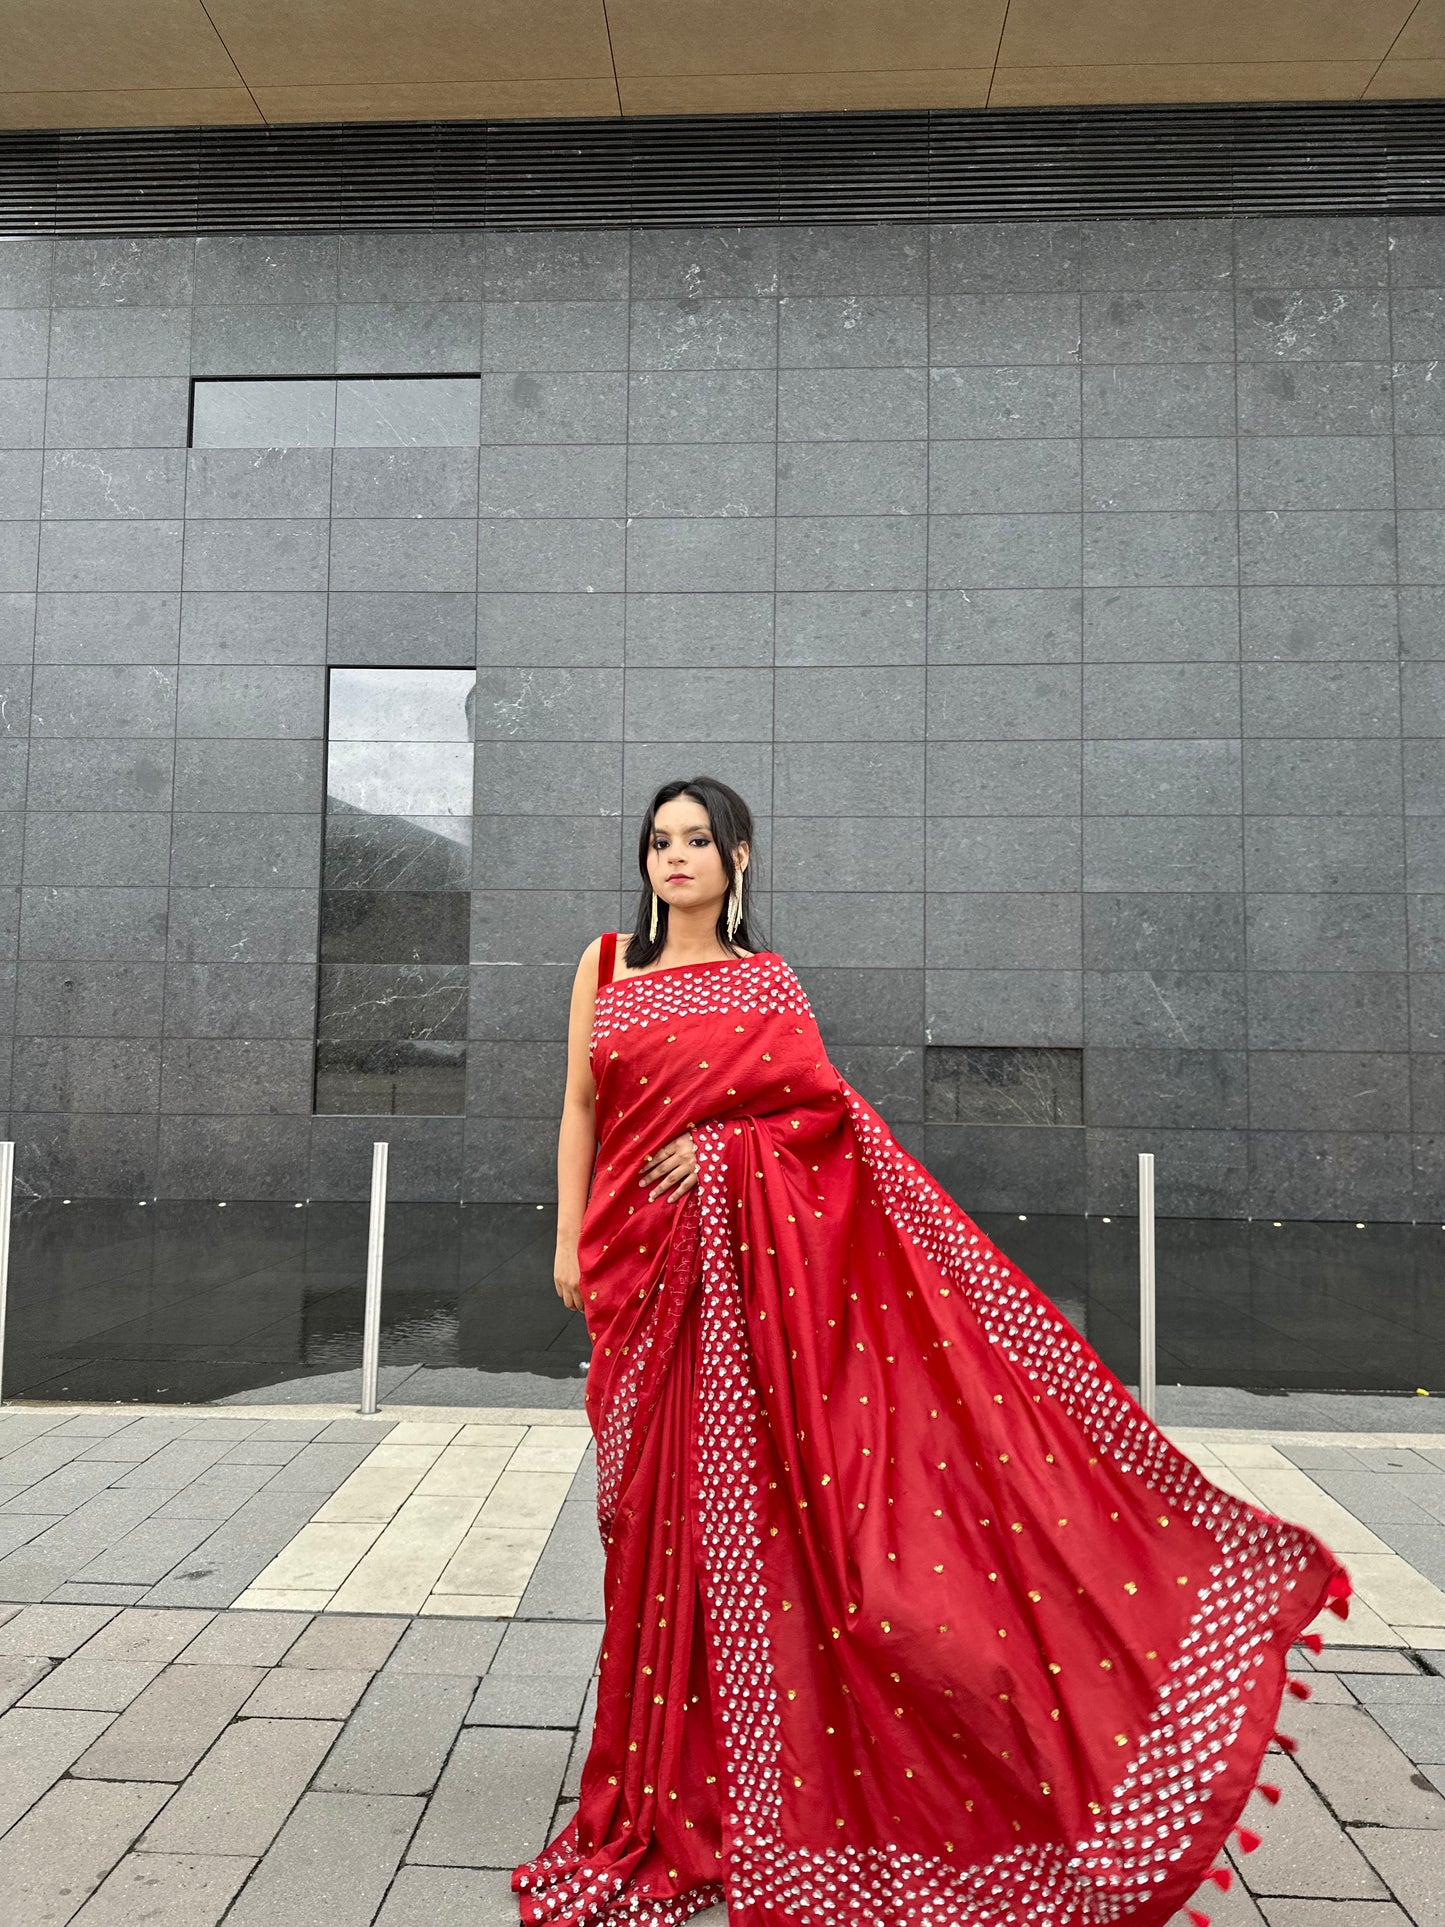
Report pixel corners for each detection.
[19,1654,165,1711]
[1235,1757,1392,1898]
[0,1705,114,1833]
[140,1714,343,1856]
[1284,1697,1445,1828]
[219,1437,311,1464]
[0,1602,119,1655]
[69,1849,255,1927]
[112,1439,243,1489]
[374,1865,520,1926]
[80,1516,220,1586]
[242,1664,372,1720]
[1264,1907,1413,1927]
[0,1653,50,1713]
[315,1670,476,1796]
[465,1670,590,1728]
[1306,1646,1418,1673]
[224,1790,424,1927]
[515,1503,606,1621]
[176,1609,310,1667]
[408,1725,571,1868]
[80,1606,216,1664]
[1,1459,124,1512]
[72,1421,207,1464]
[1372,1522,1445,1589]
[0,1513,58,1556]
[69,1662,263,1782]
[1309,1470,1445,1525]
[264,1444,383,1492]
[150,1466,284,1520]
[1349,1829,1445,1927]
[283,1613,407,1671]
[47,1578,150,1606]
[492,1617,602,1676]
[1341,1672,1445,1761]
[383,1617,504,1676]
[0,1776,172,1927]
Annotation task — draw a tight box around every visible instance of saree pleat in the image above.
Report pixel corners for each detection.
[515,950,1348,1927]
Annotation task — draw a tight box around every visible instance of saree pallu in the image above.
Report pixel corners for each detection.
[515,950,1349,1927]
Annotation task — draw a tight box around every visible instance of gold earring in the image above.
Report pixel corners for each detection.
[649,889,660,941]
[727,869,743,940]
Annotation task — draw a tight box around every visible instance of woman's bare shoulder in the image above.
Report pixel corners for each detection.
[571,932,607,987]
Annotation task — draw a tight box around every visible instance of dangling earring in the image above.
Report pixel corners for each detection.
[649,889,660,942]
[726,868,744,941]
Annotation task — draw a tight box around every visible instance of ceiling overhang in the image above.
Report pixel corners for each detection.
[1,0,1442,131]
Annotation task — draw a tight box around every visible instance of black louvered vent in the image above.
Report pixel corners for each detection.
[1,100,1442,235]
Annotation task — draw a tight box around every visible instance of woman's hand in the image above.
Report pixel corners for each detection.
[554,1243,584,1313]
[640,1130,697,1203]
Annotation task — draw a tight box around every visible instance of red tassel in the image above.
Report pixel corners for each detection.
[1287,1679,1312,1699]
[1256,1782,1282,1805]
[1235,1827,1262,1854]
[1327,1595,1350,1619]
[1298,1632,1323,1653]
[1188,1912,1212,1927]
[1325,1572,1353,1618]
[1272,1729,1298,1752]
[1207,1867,1234,1890]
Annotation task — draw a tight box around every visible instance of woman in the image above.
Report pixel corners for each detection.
[515,774,1349,1927]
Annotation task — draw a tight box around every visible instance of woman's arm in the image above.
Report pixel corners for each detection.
[554,937,602,1313]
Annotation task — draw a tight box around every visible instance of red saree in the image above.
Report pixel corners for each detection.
[515,946,1349,1927]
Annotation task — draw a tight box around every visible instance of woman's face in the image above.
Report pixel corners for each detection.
[646,795,746,916]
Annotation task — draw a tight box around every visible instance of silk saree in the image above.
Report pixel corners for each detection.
[514,944,1349,1927]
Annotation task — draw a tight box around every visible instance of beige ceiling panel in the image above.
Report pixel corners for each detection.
[1366,57,1445,95]
[1390,1,1445,57]
[0,89,262,129]
[606,0,1008,79]
[3,0,240,92]
[255,79,621,121]
[998,0,1414,70]
[204,0,614,87]
[620,69,992,114]
[990,62,1375,106]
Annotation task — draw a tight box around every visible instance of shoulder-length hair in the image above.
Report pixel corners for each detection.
[624,775,765,971]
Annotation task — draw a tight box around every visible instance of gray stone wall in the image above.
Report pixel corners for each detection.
[0,216,1441,1217]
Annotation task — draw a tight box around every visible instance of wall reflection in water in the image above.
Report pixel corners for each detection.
[3,1201,1440,1406]
[316,668,476,1116]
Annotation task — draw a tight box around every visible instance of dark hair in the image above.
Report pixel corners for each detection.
[625,775,765,970]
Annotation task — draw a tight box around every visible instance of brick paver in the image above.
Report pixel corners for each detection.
[0,1407,1442,1923]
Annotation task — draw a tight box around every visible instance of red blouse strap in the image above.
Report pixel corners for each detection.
[597,929,617,990]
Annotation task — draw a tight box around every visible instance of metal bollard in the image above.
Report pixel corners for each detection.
[359,1141,389,1417]
[0,1142,11,1407]
[1138,1150,1156,1422]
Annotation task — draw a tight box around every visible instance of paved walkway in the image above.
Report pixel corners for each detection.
[0,1401,1442,1925]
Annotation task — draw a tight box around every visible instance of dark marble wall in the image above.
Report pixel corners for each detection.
[0,216,1441,1218]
